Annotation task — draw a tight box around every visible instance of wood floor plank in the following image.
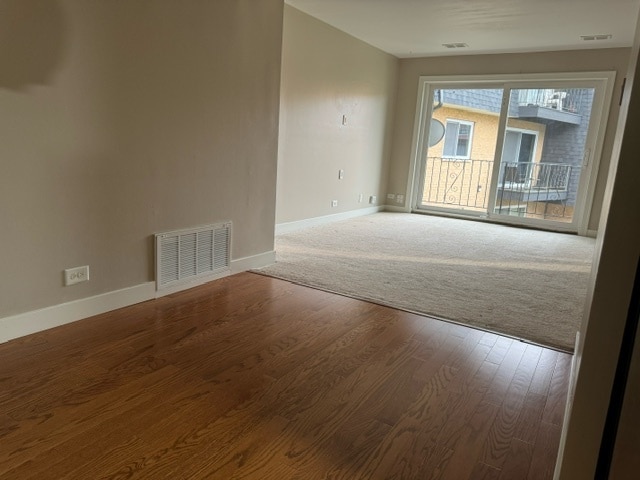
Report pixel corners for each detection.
[287,326,467,479]
[306,419,393,480]
[528,348,559,396]
[479,344,542,470]
[542,352,572,426]
[498,438,534,480]
[469,462,502,480]
[0,365,191,476]
[527,421,563,480]
[0,360,108,413]
[513,391,547,444]
[366,322,459,427]
[17,414,146,480]
[356,364,458,480]
[433,400,501,480]
[202,415,292,480]
[359,333,496,479]
[60,434,151,480]
[0,414,18,442]
[0,272,571,479]
[175,330,431,479]
[482,340,527,406]
[479,331,500,347]
[484,336,514,366]
[416,359,500,479]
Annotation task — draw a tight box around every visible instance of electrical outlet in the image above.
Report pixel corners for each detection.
[396,194,405,203]
[369,195,377,204]
[64,265,90,286]
[331,200,338,207]
[338,169,344,180]
[358,193,364,203]
[387,193,395,200]
[342,114,347,125]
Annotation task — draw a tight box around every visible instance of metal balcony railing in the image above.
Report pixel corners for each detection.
[516,88,589,114]
[421,157,576,218]
[499,161,572,191]
[422,157,493,210]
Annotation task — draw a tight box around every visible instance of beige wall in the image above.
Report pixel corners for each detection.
[0,0,284,318]
[276,5,398,224]
[557,17,640,477]
[388,49,631,230]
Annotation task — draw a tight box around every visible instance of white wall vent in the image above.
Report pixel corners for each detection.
[155,222,231,291]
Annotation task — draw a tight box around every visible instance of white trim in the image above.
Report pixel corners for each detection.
[586,229,598,238]
[415,71,618,85]
[0,282,156,344]
[384,205,410,213]
[497,128,540,189]
[486,88,511,214]
[154,271,231,297]
[275,206,383,235]
[555,330,582,477]
[231,251,276,273]
[407,78,433,217]
[573,74,616,235]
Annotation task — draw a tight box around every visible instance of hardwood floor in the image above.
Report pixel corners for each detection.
[0,272,571,479]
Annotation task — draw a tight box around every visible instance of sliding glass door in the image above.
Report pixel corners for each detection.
[411,74,614,234]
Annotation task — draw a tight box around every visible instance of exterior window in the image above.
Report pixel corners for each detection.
[443,120,473,159]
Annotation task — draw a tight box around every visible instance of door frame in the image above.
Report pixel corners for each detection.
[499,127,540,189]
[406,72,616,235]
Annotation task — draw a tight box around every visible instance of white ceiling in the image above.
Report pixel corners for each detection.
[286,0,640,58]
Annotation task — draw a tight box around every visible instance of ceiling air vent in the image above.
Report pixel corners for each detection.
[580,34,612,41]
[442,42,469,49]
[155,222,231,291]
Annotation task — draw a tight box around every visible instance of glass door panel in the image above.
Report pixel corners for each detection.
[491,87,595,225]
[417,87,504,215]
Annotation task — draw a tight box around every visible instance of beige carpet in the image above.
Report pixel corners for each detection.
[256,213,596,351]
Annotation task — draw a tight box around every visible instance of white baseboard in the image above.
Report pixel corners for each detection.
[586,229,598,238]
[231,250,276,273]
[554,330,582,476]
[384,205,411,213]
[0,282,156,344]
[276,206,384,235]
[154,271,232,297]
[0,250,277,344]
